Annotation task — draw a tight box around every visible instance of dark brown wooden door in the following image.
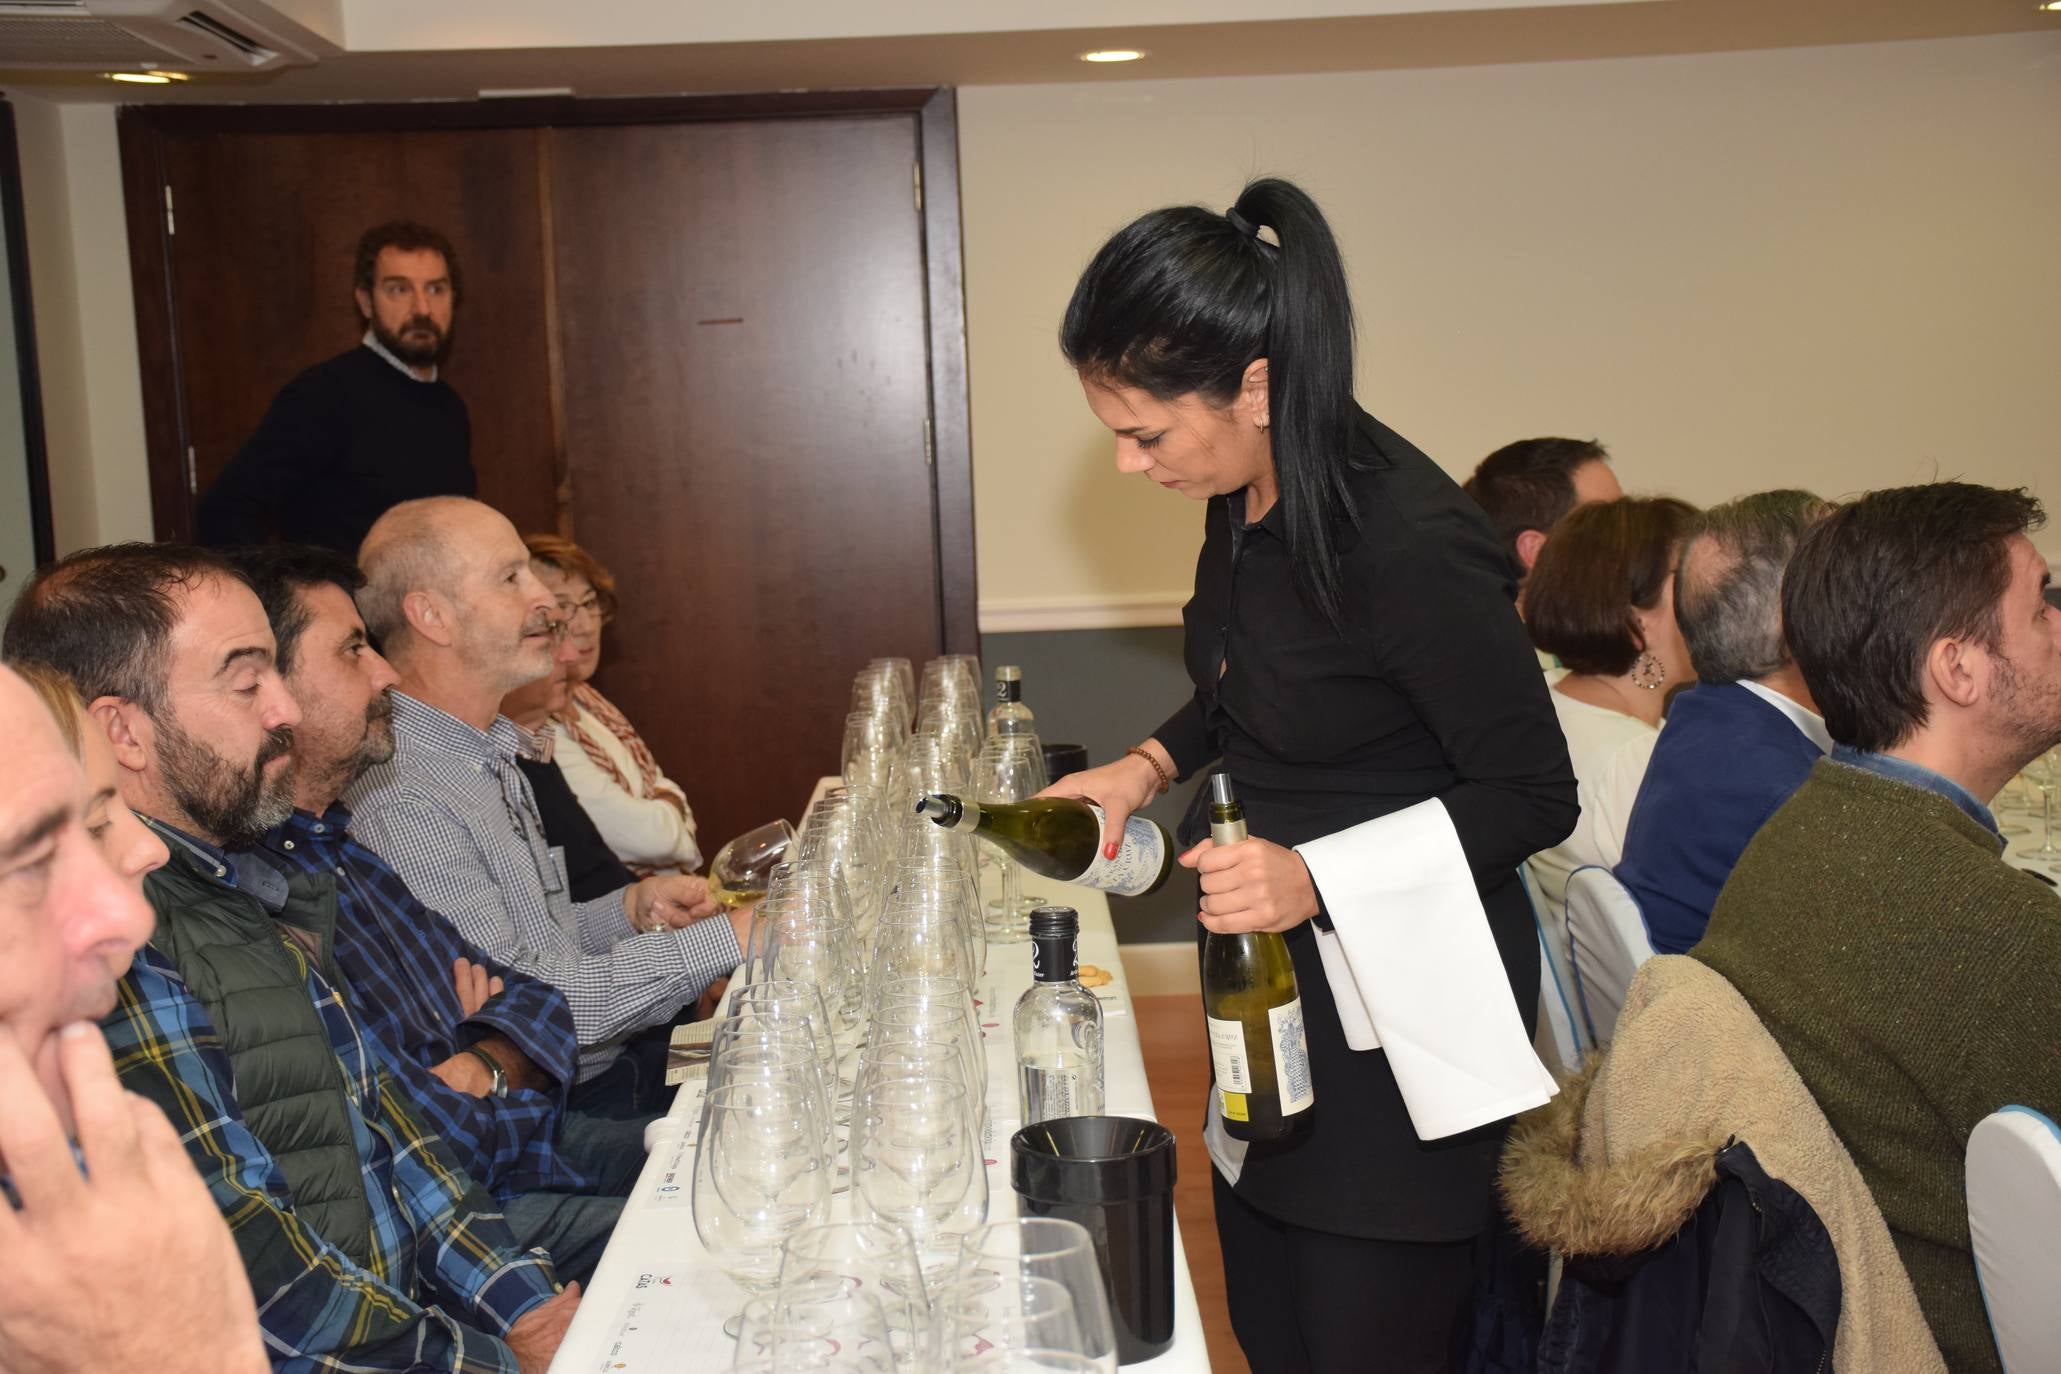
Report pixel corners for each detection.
[155,128,561,537]
[549,116,944,845]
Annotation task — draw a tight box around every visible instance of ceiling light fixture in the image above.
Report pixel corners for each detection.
[104,70,189,84]
[2041,1,2061,10]
[1080,49,1147,63]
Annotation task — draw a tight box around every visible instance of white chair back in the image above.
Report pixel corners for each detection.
[1565,865,1653,1047]
[1521,866,1584,1074]
[1969,1106,2061,1372]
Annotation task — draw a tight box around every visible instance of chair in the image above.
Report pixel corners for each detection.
[1522,866,1585,1074]
[1565,865,1653,1048]
[1968,1106,2061,1372]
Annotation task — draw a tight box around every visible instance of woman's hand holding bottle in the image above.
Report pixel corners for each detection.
[1180,834,1320,935]
[1035,738,1174,858]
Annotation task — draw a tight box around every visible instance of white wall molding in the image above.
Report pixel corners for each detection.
[978,593,1186,635]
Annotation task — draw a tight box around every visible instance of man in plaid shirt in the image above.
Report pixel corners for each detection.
[4,544,578,1372]
[346,498,748,1116]
[230,544,648,1285]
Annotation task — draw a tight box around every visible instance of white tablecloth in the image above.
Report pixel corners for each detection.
[547,788,1212,1372]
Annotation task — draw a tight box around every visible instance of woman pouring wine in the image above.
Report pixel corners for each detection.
[1041,178,1578,1371]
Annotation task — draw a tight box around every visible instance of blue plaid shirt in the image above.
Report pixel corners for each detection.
[346,693,738,1079]
[256,805,589,1200]
[108,827,558,1373]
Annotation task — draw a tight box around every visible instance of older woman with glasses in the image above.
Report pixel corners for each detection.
[523,534,703,876]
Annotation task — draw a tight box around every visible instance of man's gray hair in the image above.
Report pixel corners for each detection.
[355,496,470,648]
[1675,489,1833,684]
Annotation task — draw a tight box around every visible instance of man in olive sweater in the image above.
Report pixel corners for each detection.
[1694,482,2061,1373]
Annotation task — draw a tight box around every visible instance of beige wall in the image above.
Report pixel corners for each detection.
[11,96,152,554]
[961,32,2061,626]
[13,32,2059,589]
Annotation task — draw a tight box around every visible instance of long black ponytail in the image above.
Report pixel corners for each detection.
[1060,177,1362,627]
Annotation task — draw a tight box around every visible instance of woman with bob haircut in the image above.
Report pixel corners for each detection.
[1041,177,1579,1369]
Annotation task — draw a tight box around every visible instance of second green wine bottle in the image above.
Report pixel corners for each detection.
[1201,774,1315,1142]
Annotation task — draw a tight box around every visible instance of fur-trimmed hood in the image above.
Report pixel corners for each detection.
[1500,1054,1728,1258]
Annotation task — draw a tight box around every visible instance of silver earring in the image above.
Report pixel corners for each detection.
[1632,651,1665,691]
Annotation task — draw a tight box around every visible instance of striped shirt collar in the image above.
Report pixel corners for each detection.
[388,689,527,772]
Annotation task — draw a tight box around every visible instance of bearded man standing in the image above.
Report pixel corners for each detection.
[197,222,475,554]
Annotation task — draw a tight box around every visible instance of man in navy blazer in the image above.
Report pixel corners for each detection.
[1617,490,1835,953]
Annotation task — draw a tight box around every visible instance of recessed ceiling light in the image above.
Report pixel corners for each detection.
[1080,49,1147,63]
[2041,1,2061,11]
[104,70,189,84]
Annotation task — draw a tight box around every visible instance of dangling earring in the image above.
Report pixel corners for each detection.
[1632,651,1666,691]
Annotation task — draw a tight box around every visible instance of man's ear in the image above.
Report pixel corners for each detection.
[353,287,373,323]
[88,696,151,774]
[1923,635,1984,711]
[1515,528,1549,573]
[402,588,458,649]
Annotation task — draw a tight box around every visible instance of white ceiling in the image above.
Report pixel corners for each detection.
[0,0,2052,103]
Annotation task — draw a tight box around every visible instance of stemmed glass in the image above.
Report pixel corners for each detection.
[849,1075,988,1278]
[735,1278,895,1371]
[2016,748,2060,866]
[712,819,801,910]
[974,735,1049,940]
[694,1078,835,1335]
[778,1222,932,1370]
[933,1273,1092,1371]
[954,1219,1117,1374]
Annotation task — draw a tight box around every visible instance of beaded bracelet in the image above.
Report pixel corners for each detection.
[1125,745,1172,797]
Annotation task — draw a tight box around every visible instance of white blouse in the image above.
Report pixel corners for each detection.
[548,698,703,872]
[1525,687,1659,927]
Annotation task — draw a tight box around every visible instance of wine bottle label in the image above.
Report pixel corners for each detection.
[1078,804,1168,897]
[1269,997,1315,1115]
[1206,1015,1253,1093]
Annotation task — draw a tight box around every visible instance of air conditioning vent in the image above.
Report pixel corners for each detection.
[172,8,272,63]
[0,0,339,70]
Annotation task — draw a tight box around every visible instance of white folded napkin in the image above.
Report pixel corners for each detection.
[1296,798,1557,1140]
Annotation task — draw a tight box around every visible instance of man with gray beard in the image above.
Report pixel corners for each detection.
[2,544,576,1374]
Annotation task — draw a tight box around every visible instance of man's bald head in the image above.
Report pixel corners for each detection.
[358,497,559,699]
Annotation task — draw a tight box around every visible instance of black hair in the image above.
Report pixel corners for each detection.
[1782,483,2045,752]
[1,542,245,714]
[353,221,462,303]
[224,544,367,676]
[1060,177,1361,626]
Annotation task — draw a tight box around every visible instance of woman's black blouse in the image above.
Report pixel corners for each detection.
[1155,407,1577,1241]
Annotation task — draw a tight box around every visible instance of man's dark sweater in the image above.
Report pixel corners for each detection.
[1694,759,2061,1372]
[197,343,474,554]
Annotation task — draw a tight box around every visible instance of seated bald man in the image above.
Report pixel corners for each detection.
[346,497,746,1117]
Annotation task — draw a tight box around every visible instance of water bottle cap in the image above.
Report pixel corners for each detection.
[995,664,1022,682]
[1028,905,1079,938]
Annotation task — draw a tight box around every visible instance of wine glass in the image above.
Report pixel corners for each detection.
[933,1273,1089,1371]
[2018,748,2060,865]
[694,1078,835,1334]
[954,1219,1116,1374]
[779,1222,932,1369]
[735,1277,896,1372]
[974,735,1049,939]
[713,819,801,910]
[849,1075,988,1277]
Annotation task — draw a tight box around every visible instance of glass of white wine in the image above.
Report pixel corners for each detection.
[711,818,799,910]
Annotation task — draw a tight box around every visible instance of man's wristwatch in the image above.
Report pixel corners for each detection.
[464,1045,510,1098]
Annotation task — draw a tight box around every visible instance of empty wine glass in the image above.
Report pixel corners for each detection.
[735,1277,895,1372]
[779,1222,932,1369]
[849,1075,988,1276]
[974,735,1049,939]
[934,1273,1089,1371]
[694,1078,835,1334]
[954,1219,1116,1374]
[713,819,801,910]
[2016,748,2059,864]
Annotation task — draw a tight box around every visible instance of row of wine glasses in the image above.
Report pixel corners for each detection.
[728,1217,1119,1372]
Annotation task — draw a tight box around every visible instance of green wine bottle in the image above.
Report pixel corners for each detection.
[915,792,1173,897]
[1201,774,1314,1142]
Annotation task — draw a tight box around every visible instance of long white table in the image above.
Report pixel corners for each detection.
[548,805,1212,1371]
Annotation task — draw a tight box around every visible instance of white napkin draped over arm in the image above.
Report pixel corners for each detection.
[1295,797,1558,1140]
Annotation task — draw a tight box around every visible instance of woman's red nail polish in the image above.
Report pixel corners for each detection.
[1104,841,1120,860]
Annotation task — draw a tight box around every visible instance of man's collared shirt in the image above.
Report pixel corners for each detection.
[1832,744,2003,844]
[361,328,438,382]
[1738,679,1834,754]
[108,821,557,1373]
[345,691,738,1079]
[260,804,588,1199]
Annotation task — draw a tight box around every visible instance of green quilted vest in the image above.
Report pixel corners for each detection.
[141,839,379,1267]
